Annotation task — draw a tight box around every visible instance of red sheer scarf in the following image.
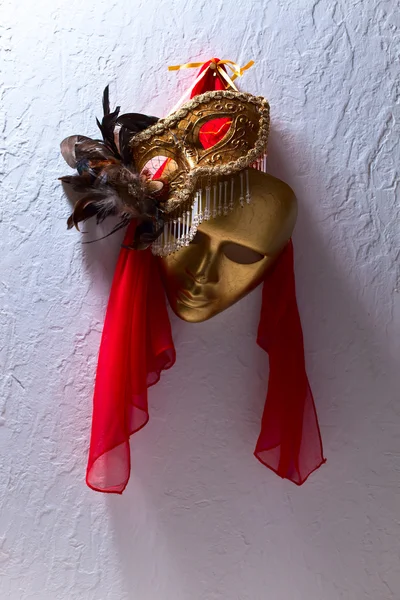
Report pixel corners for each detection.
[255,242,326,483]
[86,59,325,493]
[86,225,175,493]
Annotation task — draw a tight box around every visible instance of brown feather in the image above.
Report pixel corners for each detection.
[59,174,96,193]
[60,135,91,168]
[67,195,107,230]
[60,85,165,247]
[74,138,116,163]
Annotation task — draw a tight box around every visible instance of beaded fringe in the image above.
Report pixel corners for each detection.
[151,155,268,257]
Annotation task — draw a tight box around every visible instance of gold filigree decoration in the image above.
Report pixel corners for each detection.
[130,90,270,216]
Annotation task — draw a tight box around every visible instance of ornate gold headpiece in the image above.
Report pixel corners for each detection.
[60,87,270,255]
[132,89,270,255]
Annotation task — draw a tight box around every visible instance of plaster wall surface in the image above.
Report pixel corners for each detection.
[0,0,399,598]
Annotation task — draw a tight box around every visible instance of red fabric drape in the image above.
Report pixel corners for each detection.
[255,242,326,483]
[86,59,325,493]
[86,223,175,493]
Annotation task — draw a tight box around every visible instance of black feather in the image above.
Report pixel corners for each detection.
[119,126,134,166]
[96,86,121,157]
[96,114,120,157]
[103,84,110,116]
[117,113,159,133]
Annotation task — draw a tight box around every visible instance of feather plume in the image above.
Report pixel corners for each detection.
[60,85,165,241]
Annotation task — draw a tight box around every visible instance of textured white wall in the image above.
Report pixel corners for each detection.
[1,0,399,598]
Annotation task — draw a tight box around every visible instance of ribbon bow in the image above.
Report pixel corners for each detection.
[167,58,254,114]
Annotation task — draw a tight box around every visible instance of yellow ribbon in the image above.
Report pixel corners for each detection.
[167,58,254,115]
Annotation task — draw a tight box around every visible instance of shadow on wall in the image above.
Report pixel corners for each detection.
[267,126,398,429]
[62,180,126,294]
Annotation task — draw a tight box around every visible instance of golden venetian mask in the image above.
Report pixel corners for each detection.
[60,86,297,322]
[130,89,270,255]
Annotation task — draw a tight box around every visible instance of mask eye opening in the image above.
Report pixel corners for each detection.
[222,242,264,265]
[141,156,179,180]
[198,117,232,150]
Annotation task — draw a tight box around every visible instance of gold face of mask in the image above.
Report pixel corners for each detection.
[159,169,297,322]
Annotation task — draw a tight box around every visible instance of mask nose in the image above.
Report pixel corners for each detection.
[186,240,220,285]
